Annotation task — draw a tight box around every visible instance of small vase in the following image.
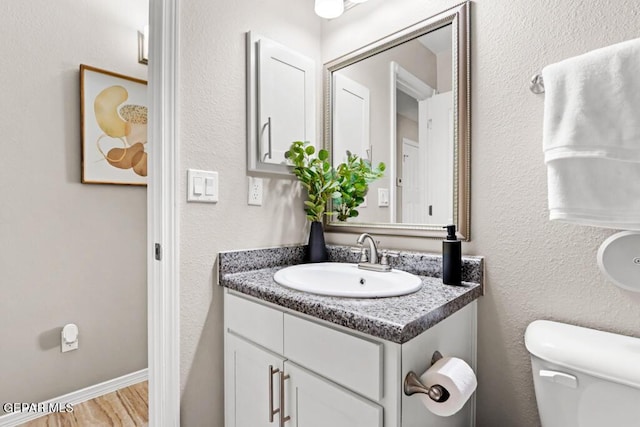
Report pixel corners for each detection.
[306,221,328,263]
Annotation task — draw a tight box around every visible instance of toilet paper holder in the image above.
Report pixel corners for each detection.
[404,351,450,403]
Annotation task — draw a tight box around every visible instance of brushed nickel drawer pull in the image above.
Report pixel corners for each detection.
[269,365,280,423]
[279,370,291,426]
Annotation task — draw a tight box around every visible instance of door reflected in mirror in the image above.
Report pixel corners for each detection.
[325,3,470,239]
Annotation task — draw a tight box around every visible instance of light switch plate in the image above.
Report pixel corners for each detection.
[188,169,218,203]
[378,188,389,207]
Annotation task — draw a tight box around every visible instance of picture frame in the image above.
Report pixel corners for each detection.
[80,64,148,185]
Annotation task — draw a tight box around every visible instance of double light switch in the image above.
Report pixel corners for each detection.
[188,169,218,203]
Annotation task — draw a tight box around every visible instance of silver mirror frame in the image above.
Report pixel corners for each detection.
[323,1,471,240]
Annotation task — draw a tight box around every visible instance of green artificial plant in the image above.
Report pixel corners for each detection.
[333,151,385,221]
[286,141,386,223]
[285,141,340,222]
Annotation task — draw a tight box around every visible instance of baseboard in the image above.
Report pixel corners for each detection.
[0,368,148,427]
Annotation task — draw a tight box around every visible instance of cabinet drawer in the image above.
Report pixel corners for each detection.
[225,292,283,354]
[284,314,383,401]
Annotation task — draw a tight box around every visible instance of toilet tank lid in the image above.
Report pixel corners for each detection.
[525,320,640,389]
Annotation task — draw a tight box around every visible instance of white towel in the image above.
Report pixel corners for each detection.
[543,38,640,162]
[542,38,640,229]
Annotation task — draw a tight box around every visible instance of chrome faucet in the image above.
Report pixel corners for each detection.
[355,233,399,272]
[357,233,379,264]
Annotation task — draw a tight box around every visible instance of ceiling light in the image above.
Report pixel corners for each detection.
[315,0,344,19]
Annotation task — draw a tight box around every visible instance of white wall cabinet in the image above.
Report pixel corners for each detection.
[224,289,477,427]
[332,73,370,165]
[246,32,316,175]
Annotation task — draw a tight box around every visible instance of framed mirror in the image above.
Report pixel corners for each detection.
[324,2,470,240]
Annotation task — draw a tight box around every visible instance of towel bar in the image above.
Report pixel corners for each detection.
[530,73,545,94]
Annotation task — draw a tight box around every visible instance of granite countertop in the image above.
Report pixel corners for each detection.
[218,245,483,344]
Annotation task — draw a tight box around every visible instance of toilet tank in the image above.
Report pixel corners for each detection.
[525,320,640,427]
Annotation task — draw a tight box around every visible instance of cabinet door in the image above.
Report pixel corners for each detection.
[332,73,370,165]
[284,362,383,427]
[257,38,315,166]
[225,333,286,427]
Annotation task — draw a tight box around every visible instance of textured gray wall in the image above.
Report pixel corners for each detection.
[177,0,640,426]
[0,0,148,409]
[177,0,321,424]
[324,0,640,426]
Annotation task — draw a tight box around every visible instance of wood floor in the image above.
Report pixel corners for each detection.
[19,381,148,427]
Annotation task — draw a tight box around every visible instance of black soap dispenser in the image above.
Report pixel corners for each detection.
[442,224,461,286]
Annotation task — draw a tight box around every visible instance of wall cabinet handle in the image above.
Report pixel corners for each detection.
[269,365,280,423]
[261,116,272,161]
[279,370,291,426]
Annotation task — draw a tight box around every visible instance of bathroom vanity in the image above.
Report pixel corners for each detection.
[219,245,483,427]
[227,3,477,425]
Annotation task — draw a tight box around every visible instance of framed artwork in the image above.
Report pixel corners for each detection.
[80,64,148,185]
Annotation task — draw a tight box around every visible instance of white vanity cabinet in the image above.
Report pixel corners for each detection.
[225,334,285,427]
[284,362,383,427]
[224,289,477,427]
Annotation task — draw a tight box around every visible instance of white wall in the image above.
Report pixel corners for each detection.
[0,0,148,408]
[178,0,321,424]
[323,0,640,426]
[437,51,453,92]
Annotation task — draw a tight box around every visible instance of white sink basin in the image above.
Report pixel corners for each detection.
[273,262,422,298]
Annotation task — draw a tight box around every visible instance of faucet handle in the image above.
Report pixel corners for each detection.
[351,246,368,263]
[380,250,400,266]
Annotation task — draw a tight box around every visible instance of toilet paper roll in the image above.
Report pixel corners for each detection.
[418,356,477,417]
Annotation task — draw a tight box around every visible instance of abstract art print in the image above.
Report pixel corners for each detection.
[80,64,148,185]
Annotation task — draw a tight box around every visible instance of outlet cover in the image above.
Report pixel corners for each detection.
[61,324,79,353]
[248,177,263,206]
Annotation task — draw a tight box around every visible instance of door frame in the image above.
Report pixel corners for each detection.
[148,0,181,424]
[388,61,433,223]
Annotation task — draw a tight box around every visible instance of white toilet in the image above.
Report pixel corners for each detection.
[525,320,640,427]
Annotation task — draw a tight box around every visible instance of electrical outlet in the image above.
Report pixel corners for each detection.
[248,177,263,206]
[61,324,79,353]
